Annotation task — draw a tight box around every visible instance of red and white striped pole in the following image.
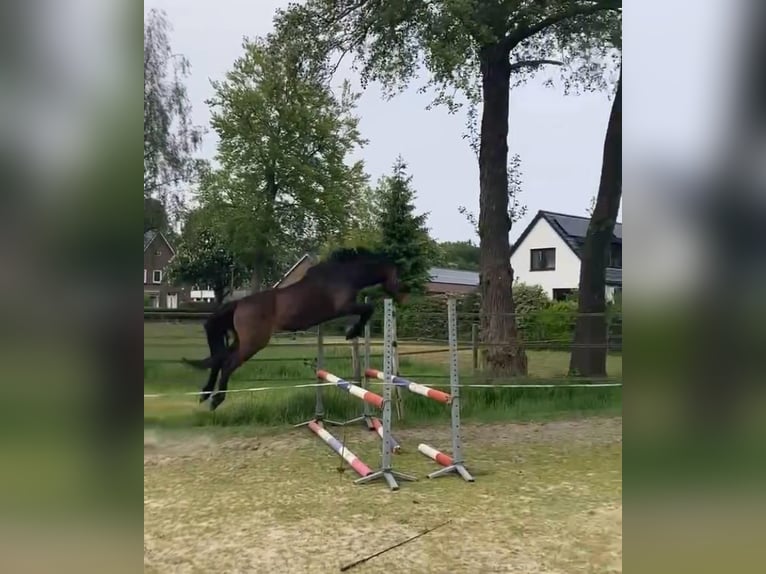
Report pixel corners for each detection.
[371,417,401,453]
[417,443,453,467]
[309,421,372,477]
[365,369,451,404]
[317,370,384,409]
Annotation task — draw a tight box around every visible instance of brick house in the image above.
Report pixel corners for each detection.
[143,230,184,308]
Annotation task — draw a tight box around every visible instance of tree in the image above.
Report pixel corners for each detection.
[144,8,204,222]
[166,223,249,305]
[458,152,528,237]
[586,195,597,216]
[275,0,621,375]
[202,34,369,290]
[569,68,621,377]
[144,197,169,233]
[436,240,480,271]
[319,182,382,255]
[377,157,436,294]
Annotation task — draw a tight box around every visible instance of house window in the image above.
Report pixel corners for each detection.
[530,248,556,271]
[152,270,163,284]
[553,288,575,302]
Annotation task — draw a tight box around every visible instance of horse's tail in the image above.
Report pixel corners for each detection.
[182,301,237,370]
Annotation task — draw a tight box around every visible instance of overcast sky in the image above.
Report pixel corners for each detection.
[144,0,626,243]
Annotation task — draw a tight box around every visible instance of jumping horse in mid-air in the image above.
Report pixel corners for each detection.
[183,248,406,410]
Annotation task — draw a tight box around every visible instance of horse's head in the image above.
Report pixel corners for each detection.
[381,261,407,305]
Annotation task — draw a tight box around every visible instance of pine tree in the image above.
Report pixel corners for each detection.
[377,157,436,294]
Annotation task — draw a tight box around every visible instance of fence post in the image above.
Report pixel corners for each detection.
[471,323,479,372]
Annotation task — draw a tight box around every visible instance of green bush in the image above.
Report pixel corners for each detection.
[512,283,551,315]
[386,286,580,348]
[512,283,551,340]
[521,300,578,348]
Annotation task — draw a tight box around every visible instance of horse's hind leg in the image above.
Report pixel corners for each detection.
[199,360,222,404]
[208,353,240,411]
[199,323,229,403]
[344,302,374,340]
[209,337,267,411]
[202,330,240,402]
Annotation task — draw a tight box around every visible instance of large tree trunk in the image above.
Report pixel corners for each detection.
[478,43,527,376]
[569,70,622,377]
[250,263,265,292]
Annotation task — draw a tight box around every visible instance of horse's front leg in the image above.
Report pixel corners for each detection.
[343,302,374,340]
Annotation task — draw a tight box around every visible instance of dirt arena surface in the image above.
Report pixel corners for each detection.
[145,417,622,573]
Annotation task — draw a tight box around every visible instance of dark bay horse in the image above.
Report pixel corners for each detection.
[182,248,406,410]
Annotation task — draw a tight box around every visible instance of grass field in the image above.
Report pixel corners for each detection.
[144,322,622,428]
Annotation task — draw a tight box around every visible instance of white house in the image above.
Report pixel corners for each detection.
[510,210,622,302]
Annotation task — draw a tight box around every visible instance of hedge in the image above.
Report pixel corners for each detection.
[371,288,621,350]
[144,285,622,350]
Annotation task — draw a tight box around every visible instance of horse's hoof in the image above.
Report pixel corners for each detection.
[199,393,209,404]
[209,394,224,411]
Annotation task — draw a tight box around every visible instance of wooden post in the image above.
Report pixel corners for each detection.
[471,323,479,372]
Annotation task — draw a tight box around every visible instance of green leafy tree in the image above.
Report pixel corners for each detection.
[435,240,480,271]
[376,157,437,294]
[143,8,204,222]
[275,0,621,375]
[166,223,249,305]
[144,196,169,233]
[202,35,369,290]
[319,182,382,255]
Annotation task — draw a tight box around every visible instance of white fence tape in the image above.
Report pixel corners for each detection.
[144,380,622,399]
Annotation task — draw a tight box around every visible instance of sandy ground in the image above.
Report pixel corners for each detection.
[145,418,622,573]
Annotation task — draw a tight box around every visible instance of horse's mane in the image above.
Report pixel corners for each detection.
[305,247,394,277]
[322,246,392,264]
